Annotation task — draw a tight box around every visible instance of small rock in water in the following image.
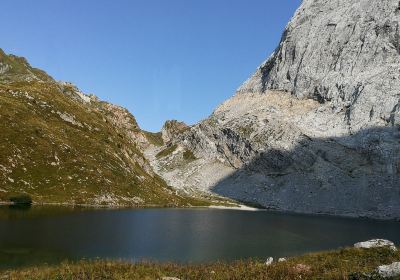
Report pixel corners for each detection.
[265,257,274,265]
[377,262,400,278]
[354,239,397,251]
[278,258,287,262]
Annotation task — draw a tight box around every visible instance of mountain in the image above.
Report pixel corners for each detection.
[146,0,400,219]
[0,49,213,207]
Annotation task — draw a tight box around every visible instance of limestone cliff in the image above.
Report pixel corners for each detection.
[147,0,400,219]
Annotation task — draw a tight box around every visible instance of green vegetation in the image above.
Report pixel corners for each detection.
[183,149,197,161]
[237,125,254,139]
[156,144,178,159]
[1,247,399,279]
[9,195,32,205]
[143,131,164,146]
[0,50,210,208]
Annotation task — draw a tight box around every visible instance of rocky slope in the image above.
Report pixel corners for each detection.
[0,49,209,207]
[147,0,400,219]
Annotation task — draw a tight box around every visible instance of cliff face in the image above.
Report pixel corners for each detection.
[239,0,400,132]
[147,0,400,219]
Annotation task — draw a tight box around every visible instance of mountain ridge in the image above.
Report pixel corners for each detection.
[0,48,215,207]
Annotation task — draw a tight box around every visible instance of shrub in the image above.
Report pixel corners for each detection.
[156,145,177,159]
[9,194,33,205]
[183,150,196,161]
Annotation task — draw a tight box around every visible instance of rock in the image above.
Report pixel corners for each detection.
[145,0,400,220]
[354,239,397,251]
[377,262,400,278]
[160,277,181,280]
[161,120,189,144]
[265,257,274,265]
[278,258,287,262]
[238,0,400,132]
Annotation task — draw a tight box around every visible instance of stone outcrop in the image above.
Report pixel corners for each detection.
[161,120,189,144]
[146,0,400,219]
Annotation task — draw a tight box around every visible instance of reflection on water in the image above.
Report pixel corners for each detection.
[0,206,399,268]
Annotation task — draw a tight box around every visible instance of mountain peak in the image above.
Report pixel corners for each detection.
[0,48,54,83]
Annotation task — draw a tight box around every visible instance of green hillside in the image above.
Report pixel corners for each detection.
[0,49,208,207]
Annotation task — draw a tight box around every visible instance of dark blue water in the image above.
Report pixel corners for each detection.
[0,206,399,268]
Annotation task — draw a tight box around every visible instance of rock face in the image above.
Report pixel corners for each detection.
[238,0,400,132]
[147,0,400,219]
[161,120,189,144]
[0,49,200,207]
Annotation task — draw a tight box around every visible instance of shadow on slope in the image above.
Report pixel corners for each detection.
[210,126,400,219]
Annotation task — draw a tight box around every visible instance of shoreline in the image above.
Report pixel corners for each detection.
[208,204,260,211]
[1,201,399,221]
[1,246,399,279]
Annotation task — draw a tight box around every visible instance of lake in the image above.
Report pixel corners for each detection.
[0,206,399,268]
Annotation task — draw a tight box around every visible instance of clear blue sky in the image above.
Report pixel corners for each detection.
[1,0,301,131]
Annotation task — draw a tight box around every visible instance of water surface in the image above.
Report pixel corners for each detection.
[0,206,399,268]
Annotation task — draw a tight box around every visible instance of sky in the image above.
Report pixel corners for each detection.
[1,0,302,132]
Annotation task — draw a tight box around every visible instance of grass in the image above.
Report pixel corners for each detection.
[183,149,197,161]
[156,144,178,159]
[143,131,164,147]
[1,247,399,279]
[0,50,212,208]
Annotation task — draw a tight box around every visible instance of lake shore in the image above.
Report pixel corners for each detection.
[1,247,399,280]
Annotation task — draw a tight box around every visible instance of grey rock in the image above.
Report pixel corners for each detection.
[238,0,400,132]
[377,262,400,278]
[265,257,274,266]
[354,239,397,251]
[161,120,189,144]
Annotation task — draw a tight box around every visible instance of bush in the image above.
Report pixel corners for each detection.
[156,144,177,159]
[183,150,196,161]
[9,194,33,205]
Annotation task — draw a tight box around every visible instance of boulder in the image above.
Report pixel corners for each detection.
[354,239,397,251]
[265,257,274,266]
[377,262,400,278]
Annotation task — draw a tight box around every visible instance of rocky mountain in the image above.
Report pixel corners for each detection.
[147,0,400,219]
[0,49,212,207]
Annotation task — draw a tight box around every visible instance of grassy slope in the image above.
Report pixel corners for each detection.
[1,247,399,279]
[142,131,164,147]
[0,50,211,207]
